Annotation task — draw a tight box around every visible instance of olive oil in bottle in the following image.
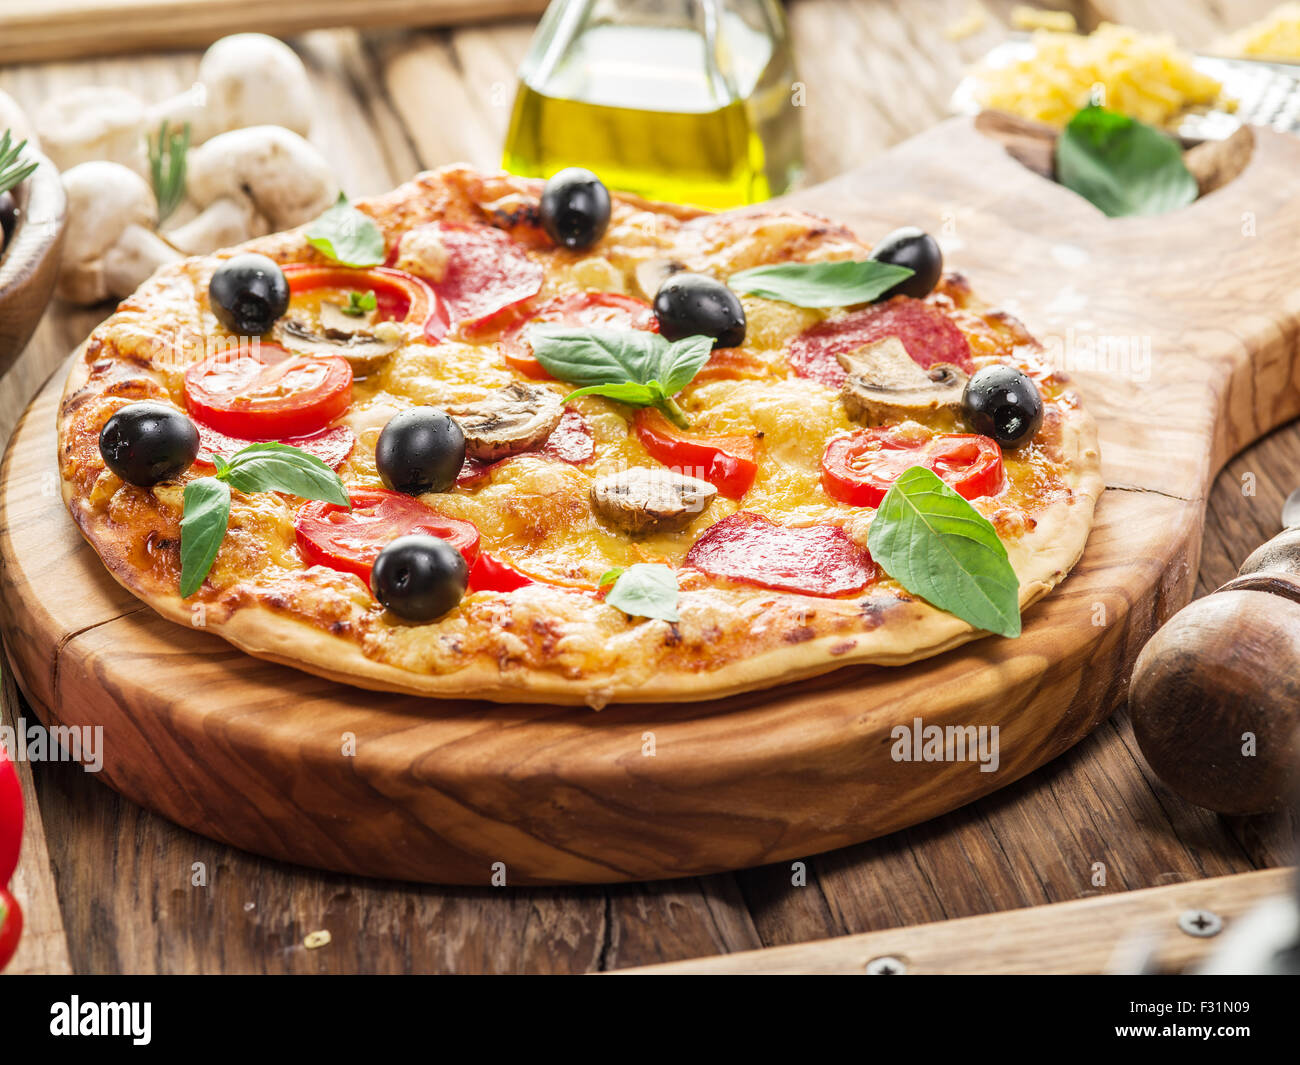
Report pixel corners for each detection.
[503,1,803,210]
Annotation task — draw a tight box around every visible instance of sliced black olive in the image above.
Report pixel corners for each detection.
[868,227,943,300]
[539,168,611,250]
[653,272,746,348]
[98,401,200,486]
[962,365,1044,449]
[375,407,466,495]
[209,253,290,335]
[370,534,467,622]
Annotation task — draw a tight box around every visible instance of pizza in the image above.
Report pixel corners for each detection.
[57,165,1102,705]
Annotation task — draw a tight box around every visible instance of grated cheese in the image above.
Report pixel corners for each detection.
[1009,5,1077,33]
[970,22,1224,128]
[1220,2,1300,61]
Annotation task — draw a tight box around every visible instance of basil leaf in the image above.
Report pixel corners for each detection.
[529,328,665,387]
[563,382,660,406]
[604,563,680,623]
[729,260,914,308]
[867,466,1021,638]
[598,567,624,587]
[180,477,231,598]
[1055,105,1197,218]
[658,335,715,396]
[220,442,350,505]
[305,194,385,267]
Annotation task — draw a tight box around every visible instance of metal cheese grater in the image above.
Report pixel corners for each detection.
[951,36,1300,139]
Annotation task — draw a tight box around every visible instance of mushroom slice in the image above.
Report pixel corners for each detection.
[273,310,402,373]
[633,257,687,301]
[590,467,717,535]
[449,382,564,462]
[837,337,969,424]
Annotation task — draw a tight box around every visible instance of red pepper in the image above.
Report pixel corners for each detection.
[280,264,450,345]
[468,552,536,593]
[0,744,23,972]
[634,408,760,500]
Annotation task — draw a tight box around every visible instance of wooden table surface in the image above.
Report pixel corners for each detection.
[1,0,1297,974]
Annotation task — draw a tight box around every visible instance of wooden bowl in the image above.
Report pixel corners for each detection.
[0,149,65,377]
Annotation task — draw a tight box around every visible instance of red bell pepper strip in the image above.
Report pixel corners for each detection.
[634,408,760,500]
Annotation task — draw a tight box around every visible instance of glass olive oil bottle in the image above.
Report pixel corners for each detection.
[503,0,803,210]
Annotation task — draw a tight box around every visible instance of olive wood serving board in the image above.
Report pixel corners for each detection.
[2,117,1298,885]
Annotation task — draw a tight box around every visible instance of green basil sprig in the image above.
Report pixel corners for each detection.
[1055,104,1198,218]
[342,290,378,317]
[180,442,350,598]
[728,260,914,308]
[529,328,713,429]
[305,193,386,267]
[599,564,680,623]
[867,466,1021,638]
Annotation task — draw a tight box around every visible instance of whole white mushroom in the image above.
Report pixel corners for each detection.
[169,125,338,256]
[35,86,148,173]
[149,34,314,145]
[59,161,180,304]
[0,88,38,149]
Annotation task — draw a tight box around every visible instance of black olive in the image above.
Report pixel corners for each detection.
[653,273,746,348]
[0,189,16,250]
[375,407,466,495]
[98,401,200,486]
[370,534,467,622]
[538,168,611,250]
[962,365,1044,449]
[868,226,943,300]
[208,253,290,335]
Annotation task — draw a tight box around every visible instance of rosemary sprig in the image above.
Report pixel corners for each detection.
[147,120,190,226]
[0,128,38,196]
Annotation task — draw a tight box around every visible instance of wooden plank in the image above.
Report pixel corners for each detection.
[621,866,1296,973]
[0,655,73,975]
[0,0,547,65]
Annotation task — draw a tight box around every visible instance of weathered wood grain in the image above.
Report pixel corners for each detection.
[0,0,1295,972]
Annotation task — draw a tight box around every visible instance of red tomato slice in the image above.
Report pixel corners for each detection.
[295,489,480,583]
[194,422,357,470]
[0,745,22,887]
[394,222,543,331]
[281,264,449,345]
[468,552,536,593]
[821,428,1005,508]
[184,343,353,440]
[685,512,876,596]
[501,292,658,379]
[634,408,759,500]
[457,407,595,485]
[789,297,974,388]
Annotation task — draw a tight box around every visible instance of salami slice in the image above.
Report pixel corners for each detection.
[194,422,357,470]
[399,222,544,330]
[788,297,973,388]
[685,512,876,596]
[457,407,595,485]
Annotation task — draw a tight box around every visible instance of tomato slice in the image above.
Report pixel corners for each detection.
[184,343,353,440]
[467,552,536,593]
[0,745,21,888]
[820,428,1005,507]
[281,264,449,345]
[501,292,658,379]
[295,489,480,583]
[789,297,974,389]
[634,408,760,500]
[393,222,544,331]
[194,422,356,470]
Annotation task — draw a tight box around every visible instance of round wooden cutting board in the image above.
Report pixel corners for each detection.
[3,118,1299,885]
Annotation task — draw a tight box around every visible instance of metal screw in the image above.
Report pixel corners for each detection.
[1178,909,1223,938]
[865,955,906,974]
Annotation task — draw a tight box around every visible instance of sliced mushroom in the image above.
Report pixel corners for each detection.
[837,336,969,424]
[273,310,402,373]
[590,467,717,535]
[633,257,686,301]
[448,382,564,462]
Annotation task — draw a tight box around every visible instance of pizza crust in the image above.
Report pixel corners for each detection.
[57,166,1103,706]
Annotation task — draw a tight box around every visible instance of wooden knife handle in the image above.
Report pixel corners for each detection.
[1129,527,1300,814]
